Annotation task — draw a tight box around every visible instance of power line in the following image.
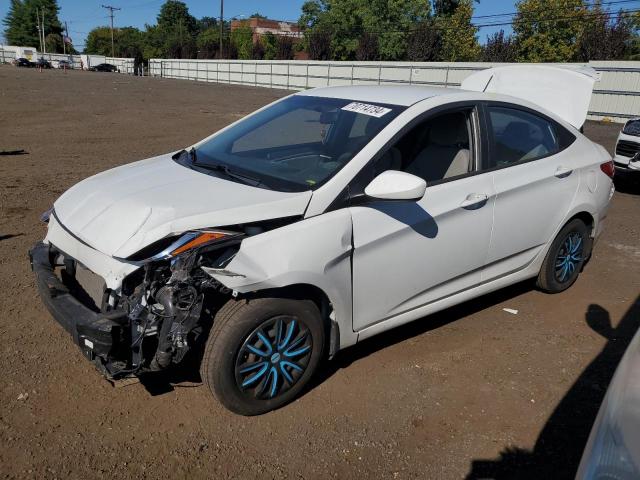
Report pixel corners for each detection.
[297,7,640,36]
[471,0,640,20]
[101,4,121,57]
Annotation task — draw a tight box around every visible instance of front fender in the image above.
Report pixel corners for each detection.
[204,209,358,350]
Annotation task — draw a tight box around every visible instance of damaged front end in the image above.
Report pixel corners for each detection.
[29,226,249,379]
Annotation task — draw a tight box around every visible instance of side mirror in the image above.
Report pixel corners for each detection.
[364,170,426,201]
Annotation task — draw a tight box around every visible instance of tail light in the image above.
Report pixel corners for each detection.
[600,160,615,179]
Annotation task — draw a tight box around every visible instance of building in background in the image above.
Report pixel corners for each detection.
[230,17,302,44]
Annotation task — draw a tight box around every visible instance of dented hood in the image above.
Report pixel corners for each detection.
[53,153,312,258]
[461,65,598,129]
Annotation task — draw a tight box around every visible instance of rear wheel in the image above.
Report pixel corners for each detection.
[201,297,324,415]
[537,219,590,293]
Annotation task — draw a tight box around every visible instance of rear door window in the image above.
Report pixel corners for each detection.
[487,106,560,168]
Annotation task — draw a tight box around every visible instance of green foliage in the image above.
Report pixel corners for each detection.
[85,27,113,56]
[432,0,461,16]
[298,0,431,61]
[276,36,295,60]
[262,32,279,60]
[157,0,197,35]
[482,30,518,62]
[576,4,638,61]
[514,0,587,62]
[85,26,144,62]
[3,0,65,52]
[439,0,480,61]
[196,27,219,59]
[230,24,253,60]
[407,19,442,61]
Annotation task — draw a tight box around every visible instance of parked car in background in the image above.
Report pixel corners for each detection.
[576,323,640,479]
[13,58,34,67]
[34,58,52,69]
[613,118,640,174]
[30,65,615,415]
[89,63,117,72]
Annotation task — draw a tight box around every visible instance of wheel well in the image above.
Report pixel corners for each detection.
[567,211,595,236]
[245,284,338,357]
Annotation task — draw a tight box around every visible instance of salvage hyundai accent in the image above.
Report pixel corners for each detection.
[30,66,615,415]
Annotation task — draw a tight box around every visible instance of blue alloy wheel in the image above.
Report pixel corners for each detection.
[555,232,584,283]
[235,316,312,400]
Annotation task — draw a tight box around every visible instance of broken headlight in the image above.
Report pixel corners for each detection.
[126,230,244,263]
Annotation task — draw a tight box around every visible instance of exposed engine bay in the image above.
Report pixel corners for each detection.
[30,218,292,380]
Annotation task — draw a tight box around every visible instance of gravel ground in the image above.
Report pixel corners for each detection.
[1,66,639,479]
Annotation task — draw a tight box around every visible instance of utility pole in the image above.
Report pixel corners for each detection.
[101,4,121,58]
[36,9,43,53]
[219,0,224,59]
[63,21,69,55]
[42,7,46,54]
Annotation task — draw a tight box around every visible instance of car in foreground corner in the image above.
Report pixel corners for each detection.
[613,118,640,174]
[29,65,615,415]
[89,63,117,72]
[576,321,640,479]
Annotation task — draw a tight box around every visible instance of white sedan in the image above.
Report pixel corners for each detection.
[30,66,615,415]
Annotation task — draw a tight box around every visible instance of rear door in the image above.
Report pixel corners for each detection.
[482,103,580,281]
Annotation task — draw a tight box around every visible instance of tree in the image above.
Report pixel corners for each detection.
[407,19,442,61]
[196,16,218,31]
[514,0,587,62]
[3,0,64,51]
[85,27,112,55]
[3,0,29,46]
[298,0,431,61]
[306,28,332,60]
[196,27,219,58]
[482,30,518,62]
[439,0,480,61]
[86,26,144,61]
[433,0,460,16]
[576,4,635,61]
[262,31,279,60]
[356,32,379,60]
[157,0,196,35]
[276,36,295,60]
[230,23,253,59]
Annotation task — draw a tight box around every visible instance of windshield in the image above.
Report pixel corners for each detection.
[190,95,404,192]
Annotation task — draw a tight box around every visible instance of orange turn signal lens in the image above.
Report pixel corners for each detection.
[170,232,230,256]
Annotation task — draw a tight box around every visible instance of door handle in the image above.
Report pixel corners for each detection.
[555,166,573,178]
[460,193,489,210]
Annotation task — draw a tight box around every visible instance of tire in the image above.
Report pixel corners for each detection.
[536,219,590,293]
[201,296,325,416]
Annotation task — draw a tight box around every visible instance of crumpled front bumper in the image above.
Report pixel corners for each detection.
[28,241,127,363]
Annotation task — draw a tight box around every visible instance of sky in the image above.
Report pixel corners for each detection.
[0,0,536,50]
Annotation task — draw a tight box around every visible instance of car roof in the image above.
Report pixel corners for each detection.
[296,85,462,107]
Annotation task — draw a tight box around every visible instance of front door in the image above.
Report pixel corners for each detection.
[349,107,495,331]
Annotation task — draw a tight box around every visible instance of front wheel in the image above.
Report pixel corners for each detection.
[537,219,590,293]
[201,297,325,415]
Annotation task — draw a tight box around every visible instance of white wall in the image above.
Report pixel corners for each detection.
[148,59,640,123]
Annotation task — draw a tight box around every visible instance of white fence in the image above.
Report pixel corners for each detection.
[0,48,135,74]
[149,59,640,123]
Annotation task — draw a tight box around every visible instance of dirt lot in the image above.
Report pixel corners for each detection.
[1,66,639,479]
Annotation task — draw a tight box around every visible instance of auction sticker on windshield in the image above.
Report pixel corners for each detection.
[341,102,392,118]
